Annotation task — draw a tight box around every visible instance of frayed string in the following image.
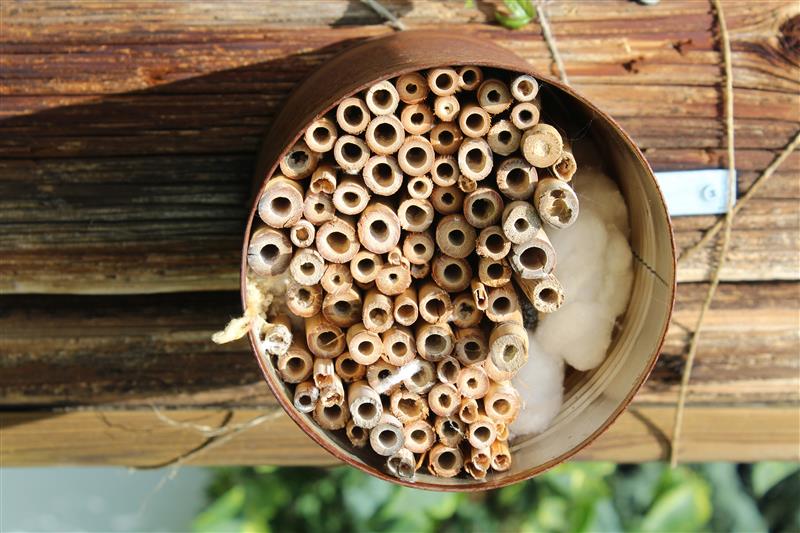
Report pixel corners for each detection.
[211,277,275,344]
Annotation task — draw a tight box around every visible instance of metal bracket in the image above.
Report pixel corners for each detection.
[654,169,736,217]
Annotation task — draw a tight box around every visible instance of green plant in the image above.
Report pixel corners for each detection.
[194,462,799,533]
[494,0,537,30]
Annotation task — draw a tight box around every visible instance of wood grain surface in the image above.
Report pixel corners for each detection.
[1,0,798,465]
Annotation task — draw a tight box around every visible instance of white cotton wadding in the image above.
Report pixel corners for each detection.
[511,164,634,437]
[509,333,564,436]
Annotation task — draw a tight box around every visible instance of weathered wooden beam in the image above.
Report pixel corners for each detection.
[2,405,797,466]
[1,283,796,408]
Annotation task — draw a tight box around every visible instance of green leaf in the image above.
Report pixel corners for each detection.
[752,462,800,498]
[495,0,537,30]
[640,477,712,533]
[193,485,246,532]
[698,463,766,533]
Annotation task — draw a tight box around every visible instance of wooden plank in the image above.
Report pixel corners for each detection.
[0,1,798,294]
[1,283,796,408]
[2,405,797,466]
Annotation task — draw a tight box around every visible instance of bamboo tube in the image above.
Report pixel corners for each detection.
[333,135,370,174]
[496,157,537,200]
[415,322,455,362]
[509,228,556,279]
[395,72,429,104]
[348,380,383,428]
[365,80,400,116]
[476,225,511,260]
[354,280,375,291]
[468,414,497,449]
[306,315,345,358]
[304,117,338,153]
[316,216,360,263]
[515,273,565,313]
[428,382,460,417]
[430,155,459,187]
[458,365,490,399]
[521,123,564,168]
[303,192,335,226]
[378,332,418,369]
[403,420,435,454]
[418,281,453,324]
[332,177,371,216]
[398,197,435,232]
[465,447,491,481]
[387,448,416,480]
[430,122,463,156]
[335,351,366,383]
[427,67,459,96]
[459,398,479,424]
[458,103,491,138]
[403,359,436,394]
[429,185,464,215]
[309,164,337,194]
[320,371,345,408]
[463,187,504,228]
[491,440,511,471]
[451,292,483,328]
[393,286,419,326]
[258,176,304,228]
[534,177,580,228]
[510,74,539,102]
[477,79,513,114]
[455,327,489,366]
[350,250,383,284]
[495,421,509,442]
[252,315,292,360]
[434,416,465,447]
[510,101,540,130]
[357,202,402,254]
[479,257,512,288]
[289,247,326,285]
[336,96,370,135]
[551,148,577,182]
[313,357,336,389]
[484,381,522,423]
[346,420,369,448]
[400,230,434,269]
[293,380,319,413]
[286,281,323,318]
[428,444,464,478]
[247,226,292,276]
[457,138,493,181]
[436,356,461,385]
[483,356,516,382]
[487,120,521,157]
[366,360,400,395]
[400,103,434,135]
[501,200,543,245]
[375,263,412,296]
[386,246,408,268]
[361,289,394,333]
[276,341,313,383]
[390,388,429,424]
[289,219,315,248]
[321,263,353,295]
[410,262,430,280]
[407,175,433,199]
[458,174,477,194]
[370,414,405,456]
[346,323,383,365]
[322,286,362,328]
[433,95,460,122]
[431,254,472,293]
[434,215,476,259]
[313,401,350,430]
[365,116,405,156]
[280,140,320,180]
[457,65,483,91]
[397,135,435,176]
[489,319,529,373]
[470,279,488,311]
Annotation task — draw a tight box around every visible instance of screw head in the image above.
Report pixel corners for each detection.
[701,185,718,202]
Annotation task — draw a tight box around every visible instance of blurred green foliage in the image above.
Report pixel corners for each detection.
[194,462,799,533]
[494,0,537,30]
